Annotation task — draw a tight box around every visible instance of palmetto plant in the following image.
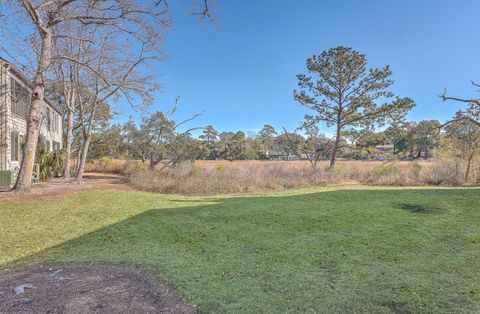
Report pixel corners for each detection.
[38,150,67,181]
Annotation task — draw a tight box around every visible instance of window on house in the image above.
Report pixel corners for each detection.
[52,141,61,151]
[41,107,47,129]
[10,77,29,119]
[46,107,51,131]
[10,132,19,161]
[52,112,56,133]
[52,111,59,133]
[19,135,24,160]
[45,140,50,152]
[57,113,60,133]
[51,111,56,133]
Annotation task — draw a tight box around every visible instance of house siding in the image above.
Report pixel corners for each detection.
[0,62,8,171]
[0,58,63,173]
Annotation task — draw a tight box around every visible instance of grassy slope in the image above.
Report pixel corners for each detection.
[1,187,479,313]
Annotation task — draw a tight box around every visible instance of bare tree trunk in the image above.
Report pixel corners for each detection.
[305,153,318,170]
[14,29,52,193]
[329,124,342,169]
[76,145,83,173]
[477,165,480,184]
[75,96,99,183]
[455,162,459,180]
[76,133,91,183]
[465,154,473,183]
[149,157,156,171]
[60,69,76,179]
[63,106,74,179]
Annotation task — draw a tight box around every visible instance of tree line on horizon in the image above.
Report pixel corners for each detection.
[86,116,475,171]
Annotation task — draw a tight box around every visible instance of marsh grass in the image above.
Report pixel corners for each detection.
[85,159,476,195]
[127,160,459,195]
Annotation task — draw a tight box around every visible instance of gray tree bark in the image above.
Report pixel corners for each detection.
[14,28,52,193]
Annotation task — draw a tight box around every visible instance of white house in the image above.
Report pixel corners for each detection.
[0,57,63,187]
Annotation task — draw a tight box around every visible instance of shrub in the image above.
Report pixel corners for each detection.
[123,160,149,175]
[423,163,461,186]
[85,158,125,174]
[410,162,422,180]
[190,165,202,177]
[37,150,66,180]
[372,162,398,177]
[216,164,226,176]
[98,157,116,173]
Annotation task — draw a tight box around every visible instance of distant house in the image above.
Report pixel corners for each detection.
[0,57,63,187]
[268,152,303,160]
[375,145,394,153]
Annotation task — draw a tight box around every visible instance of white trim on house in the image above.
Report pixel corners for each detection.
[0,58,63,173]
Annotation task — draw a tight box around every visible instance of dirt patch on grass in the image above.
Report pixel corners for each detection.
[0,173,129,202]
[0,263,193,313]
[396,202,443,213]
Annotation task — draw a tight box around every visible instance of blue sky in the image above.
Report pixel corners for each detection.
[3,1,477,136]
[105,1,480,134]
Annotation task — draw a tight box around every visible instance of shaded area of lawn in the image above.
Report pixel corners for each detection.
[1,187,480,312]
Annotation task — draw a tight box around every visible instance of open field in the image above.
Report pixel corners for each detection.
[1,186,479,312]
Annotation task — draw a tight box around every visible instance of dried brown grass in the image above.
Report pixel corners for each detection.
[127,160,451,195]
[195,159,431,171]
[85,157,127,174]
[85,158,477,195]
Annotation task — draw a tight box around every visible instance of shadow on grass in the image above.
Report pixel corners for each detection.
[7,187,480,312]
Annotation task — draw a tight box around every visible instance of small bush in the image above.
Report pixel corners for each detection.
[85,158,125,174]
[410,162,422,180]
[423,163,461,186]
[123,160,149,175]
[38,150,66,180]
[98,157,115,173]
[190,165,202,177]
[373,162,398,177]
[216,164,226,176]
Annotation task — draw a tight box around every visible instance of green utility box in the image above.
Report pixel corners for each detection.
[0,170,14,188]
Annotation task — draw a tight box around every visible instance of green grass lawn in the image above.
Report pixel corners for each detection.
[1,186,479,313]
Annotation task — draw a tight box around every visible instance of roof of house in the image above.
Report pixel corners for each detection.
[0,56,63,115]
